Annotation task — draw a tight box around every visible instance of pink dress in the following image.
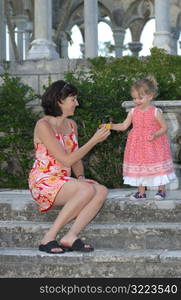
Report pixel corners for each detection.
[28,123,78,212]
[123,106,176,187]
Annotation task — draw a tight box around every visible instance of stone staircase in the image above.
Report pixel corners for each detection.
[0,188,181,278]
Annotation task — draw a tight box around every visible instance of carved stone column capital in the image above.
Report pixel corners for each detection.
[128,42,143,57]
[112,27,126,57]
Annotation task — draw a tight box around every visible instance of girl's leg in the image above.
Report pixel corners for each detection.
[40,181,108,248]
[130,185,146,200]
[158,185,165,191]
[138,185,146,195]
[155,185,166,199]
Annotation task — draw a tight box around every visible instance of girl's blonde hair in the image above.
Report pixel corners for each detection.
[131,76,158,98]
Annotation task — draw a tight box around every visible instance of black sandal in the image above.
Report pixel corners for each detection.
[61,238,94,252]
[39,240,65,254]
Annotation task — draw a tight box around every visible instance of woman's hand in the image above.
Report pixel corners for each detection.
[78,177,98,184]
[91,127,111,144]
[99,123,112,129]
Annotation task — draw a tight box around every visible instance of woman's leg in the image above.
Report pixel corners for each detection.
[40,180,95,245]
[60,183,108,247]
[40,181,108,248]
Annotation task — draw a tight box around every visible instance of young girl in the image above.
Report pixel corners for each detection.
[104,76,176,199]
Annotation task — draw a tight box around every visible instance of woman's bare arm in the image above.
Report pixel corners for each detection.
[70,120,85,177]
[35,119,110,168]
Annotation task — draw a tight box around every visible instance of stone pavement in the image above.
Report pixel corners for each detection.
[0,188,181,277]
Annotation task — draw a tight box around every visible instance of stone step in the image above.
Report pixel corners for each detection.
[0,247,181,278]
[1,220,181,250]
[1,189,181,223]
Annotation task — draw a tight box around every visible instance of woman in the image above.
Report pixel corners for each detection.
[28,80,110,254]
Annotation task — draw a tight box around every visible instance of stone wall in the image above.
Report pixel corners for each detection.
[0,59,91,91]
[0,58,90,111]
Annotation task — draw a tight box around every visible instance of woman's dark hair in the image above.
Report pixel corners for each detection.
[41,80,78,116]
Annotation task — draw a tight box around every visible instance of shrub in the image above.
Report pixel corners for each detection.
[0,48,180,188]
[65,48,181,188]
[0,67,40,188]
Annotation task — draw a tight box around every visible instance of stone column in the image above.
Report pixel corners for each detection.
[23,0,32,11]
[60,32,69,58]
[84,0,98,58]
[153,0,172,53]
[27,0,59,60]
[24,21,32,59]
[12,15,28,60]
[170,28,180,55]
[122,100,181,190]
[80,43,85,58]
[128,42,143,57]
[0,0,6,61]
[113,27,125,57]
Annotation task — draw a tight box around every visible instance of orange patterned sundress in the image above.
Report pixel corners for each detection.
[28,123,78,212]
[123,106,176,187]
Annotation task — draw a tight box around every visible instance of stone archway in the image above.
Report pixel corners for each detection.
[1,0,181,61]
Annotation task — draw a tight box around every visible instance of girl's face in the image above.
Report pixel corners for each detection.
[131,88,153,110]
[59,94,79,117]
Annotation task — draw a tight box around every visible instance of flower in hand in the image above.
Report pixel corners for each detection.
[99,123,112,130]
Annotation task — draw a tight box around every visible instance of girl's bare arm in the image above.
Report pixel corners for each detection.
[148,110,168,141]
[111,111,132,131]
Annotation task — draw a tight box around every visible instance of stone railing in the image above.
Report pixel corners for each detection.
[122,100,181,190]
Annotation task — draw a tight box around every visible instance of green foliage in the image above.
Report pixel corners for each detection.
[65,48,181,188]
[145,48,181,99]
[0,48,180,188]
[0,68,40,188]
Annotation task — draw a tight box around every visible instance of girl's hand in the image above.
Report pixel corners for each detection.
[147,132,157,141]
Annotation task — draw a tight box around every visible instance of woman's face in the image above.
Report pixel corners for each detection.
[59,95,79,117]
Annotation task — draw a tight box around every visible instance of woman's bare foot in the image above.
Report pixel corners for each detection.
[60,233,77,247]
[40,233,63,253]
[60,234,93,249]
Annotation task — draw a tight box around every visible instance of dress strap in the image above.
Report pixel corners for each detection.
[130,108,135,115]
[68,120,76,133]
[155,107,163,117]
